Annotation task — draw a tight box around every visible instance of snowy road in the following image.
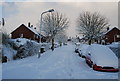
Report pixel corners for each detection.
[2,44,118,79]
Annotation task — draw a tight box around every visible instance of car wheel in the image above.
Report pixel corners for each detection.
[91,61,93,68]
[91,64,94,68]
[93,65,95,70]
[82,55,86,58]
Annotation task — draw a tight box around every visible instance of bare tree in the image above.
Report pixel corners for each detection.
[55,30,68,45]
[41,11,69,50]
[77,11,110,45]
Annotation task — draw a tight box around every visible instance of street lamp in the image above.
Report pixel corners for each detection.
[40,9,54,43]
[38,9,54,58]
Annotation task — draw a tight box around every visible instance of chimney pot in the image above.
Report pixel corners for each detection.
[107,27,109,31]
[31,25,33,27]
[28,22,30,27]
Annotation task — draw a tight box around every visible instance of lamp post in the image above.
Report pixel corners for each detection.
[38,9,54,58]
[40,9,54,43]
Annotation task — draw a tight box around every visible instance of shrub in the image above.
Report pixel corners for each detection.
[2,56,8,63]
[2,32,10,45]
[9,41,19,50]
[14,41,39,59]
[13,55,17,60]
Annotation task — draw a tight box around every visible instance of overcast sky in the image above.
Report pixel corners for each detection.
[1,0,119,37]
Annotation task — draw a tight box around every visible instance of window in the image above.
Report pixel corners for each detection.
[34,34,35,39]
[116,35,120,38]
[20,34,23,38]
[36,35,38,39]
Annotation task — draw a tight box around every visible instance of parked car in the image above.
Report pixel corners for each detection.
[75,48,82,57]
[85,44,119,72]
[79,44,89,58]
[75,44,89,58]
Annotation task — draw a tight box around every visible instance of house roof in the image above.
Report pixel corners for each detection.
[26,25,40,36]
[11,24,44,37]
[98,27,120,37]
[104,27,120,35]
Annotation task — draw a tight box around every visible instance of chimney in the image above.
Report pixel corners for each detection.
[31,25,33,28]
[28,22,30,27]
[107,27,109,31]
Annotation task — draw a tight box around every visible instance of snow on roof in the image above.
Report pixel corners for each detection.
[98,27,120,37]
[25,25,40,36]
[25,25,45,37]
[87,44,118,68]
[11,24,43,37]
[103,27,120,35]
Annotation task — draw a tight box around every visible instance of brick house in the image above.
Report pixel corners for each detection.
[11,24,46,42]
[101,27,120,44]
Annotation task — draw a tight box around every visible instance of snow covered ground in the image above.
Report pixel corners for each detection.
[3,45,17,61]
[2,44,118,79]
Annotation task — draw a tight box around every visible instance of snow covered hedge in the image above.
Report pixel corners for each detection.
[2,38,41,60]
[2,38,60,61]
[11,38,40,60]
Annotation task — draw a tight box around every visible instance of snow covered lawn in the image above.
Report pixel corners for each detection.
[2,44,118,79]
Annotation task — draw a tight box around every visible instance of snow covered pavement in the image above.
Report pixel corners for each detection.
[2,44,118,79]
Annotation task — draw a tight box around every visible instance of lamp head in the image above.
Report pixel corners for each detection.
[48,9,54,12]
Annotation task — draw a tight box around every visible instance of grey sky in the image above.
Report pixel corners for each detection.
[2,2,118,37]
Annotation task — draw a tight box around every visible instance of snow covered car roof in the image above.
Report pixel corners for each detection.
[79,44,89,55]
[86,44,118,68]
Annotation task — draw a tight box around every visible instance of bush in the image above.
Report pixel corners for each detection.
[15,45,26,59]
[14,41,40,60]
[2,56,8,63]
[13,55,17,60]
[2,32,10,45]
[9,41,19,50]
